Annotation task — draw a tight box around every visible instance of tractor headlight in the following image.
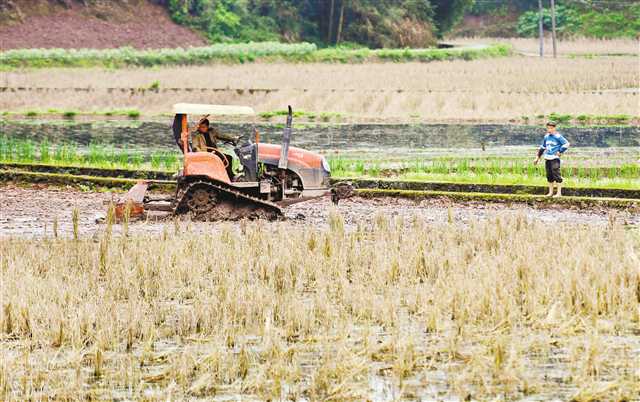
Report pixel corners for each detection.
[321,157,331,173]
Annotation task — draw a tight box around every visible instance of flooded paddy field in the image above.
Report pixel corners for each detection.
[2,119,639,155]
[1,184,639,400]
[2,119,639,180]
[3,118,638,189]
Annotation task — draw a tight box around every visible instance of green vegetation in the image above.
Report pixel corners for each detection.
[166,0,471,47]
[148,80,161,91]
[0,42,314,68]
[6,109,143,119]
[329,156,640,190]
[526,113,636,127]
[127,110,141,119]
[578,5,640,39]
[258,109,344,122]
[516,3,640,39]
[516,4,580,37]
[0,43,511,69]
[0,136,180,172]
[1,137,637,190]
[466,1,639,39]
[329,156,640,180]
[62,110,77,119]
[572,114,632,126]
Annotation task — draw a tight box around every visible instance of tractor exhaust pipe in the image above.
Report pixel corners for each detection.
[278,105,293,170]
[278,106,293,200]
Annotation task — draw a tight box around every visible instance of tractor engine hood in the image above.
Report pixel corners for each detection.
[257,143,330,190]
[257,143,324,170]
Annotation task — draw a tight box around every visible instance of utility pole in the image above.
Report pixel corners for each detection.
[538,0,544,58]
[327,0,335,45]
[336,0,345,45]
[550,0,558,58]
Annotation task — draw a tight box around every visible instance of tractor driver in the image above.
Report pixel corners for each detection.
[192,118,239,152]
[192,118,239,179]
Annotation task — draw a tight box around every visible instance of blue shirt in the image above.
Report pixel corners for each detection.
[540,133,569,160]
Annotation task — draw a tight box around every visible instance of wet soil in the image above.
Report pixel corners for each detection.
[1,184,638,239]
[3,162,638,199]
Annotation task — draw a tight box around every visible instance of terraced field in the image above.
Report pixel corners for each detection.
[2,54,637,122]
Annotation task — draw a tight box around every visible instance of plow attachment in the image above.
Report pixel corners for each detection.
[111,181,174,221]
[113,181,148,221]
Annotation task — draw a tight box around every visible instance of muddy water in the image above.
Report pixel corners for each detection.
[2,119,639,158]
[1,185,638,239]
[4,325,638,401]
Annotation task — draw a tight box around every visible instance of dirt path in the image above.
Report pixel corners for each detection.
[1,185,637,238]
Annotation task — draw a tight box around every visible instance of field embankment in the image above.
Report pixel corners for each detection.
[2,161,640,199]
[1,167,638,214]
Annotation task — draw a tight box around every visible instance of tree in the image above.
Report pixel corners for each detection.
[430,0,475,35]
[166,0,442,47]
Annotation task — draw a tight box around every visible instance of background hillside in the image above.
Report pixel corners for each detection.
[0,0,637,50]
[454,0,640,39]
[0,0,207,49]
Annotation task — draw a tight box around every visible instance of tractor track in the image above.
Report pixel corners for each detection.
[173,180,282,221]
[1,184,638,239]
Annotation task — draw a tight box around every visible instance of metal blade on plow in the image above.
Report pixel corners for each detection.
[114,181,148,220]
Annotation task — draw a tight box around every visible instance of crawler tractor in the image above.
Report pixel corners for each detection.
[114,103,352,220]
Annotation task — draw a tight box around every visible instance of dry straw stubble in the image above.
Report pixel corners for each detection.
[0,213,639,400]
[2,55,637,121]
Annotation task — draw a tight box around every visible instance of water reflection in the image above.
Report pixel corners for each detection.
[2,119,638,157]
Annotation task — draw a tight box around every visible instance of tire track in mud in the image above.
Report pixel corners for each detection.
[1,185,637,239]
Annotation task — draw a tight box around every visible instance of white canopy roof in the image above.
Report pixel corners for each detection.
[172,103,255,116]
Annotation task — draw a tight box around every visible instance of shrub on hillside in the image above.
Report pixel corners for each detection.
[516,5,581,37]
[517,4,640,39]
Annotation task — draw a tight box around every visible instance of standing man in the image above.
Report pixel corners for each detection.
[534,121,570,197]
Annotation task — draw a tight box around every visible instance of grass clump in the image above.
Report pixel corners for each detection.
[0,43,511,69]
[258,109,342,121]
[127,110,141,119]
[62,110,78,119]
[148,80,161,91]
[533,113,634,126]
